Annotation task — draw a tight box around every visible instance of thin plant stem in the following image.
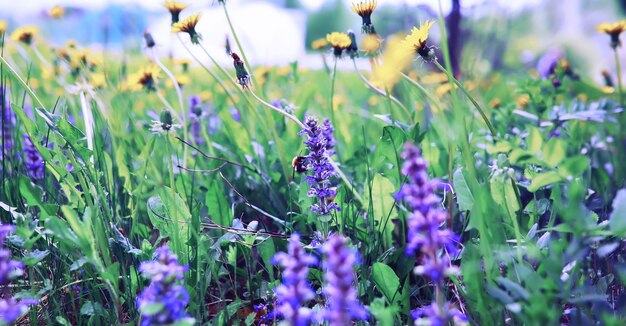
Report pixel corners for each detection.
[433,61,497,137]
[30,44,51,68]
[221,3,257,86]
[401,73,443,112]
[329,58,338,124]
[166,134,176,189]
[0,55,47,110]
[351,58,411,121]
[614,47,623,105]
[249,89,305,129]
[150,48,188,164]
[78,91,94,153]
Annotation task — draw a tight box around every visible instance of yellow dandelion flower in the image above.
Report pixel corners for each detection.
[361,34,381,55]
[172,13,201,44]
[407,70,418,81]
[175,74,190,86]
[255,66,271,87]
[311,38,328,50]
[435,83,451,99]
[371,35,413,91]
[278,66,291,77]
[164,1,188,24]
[199,90,212,101]
[489,98,501,109]
[127,65,160,92]
[66,39,77,48]
[597,20,626,48]
[89,73,106,89]
[516,94,530,109]
[50,6,65,19]
[368,95,378,106]
[421,72,448,84]
[10,26,38,45]
[601,86,615,94]
[332,94,346,110]
[352,0,377,33]
[401,21,435,60]
[0,20,8,34]
[326,32,352,57]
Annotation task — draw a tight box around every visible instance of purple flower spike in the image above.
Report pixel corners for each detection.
[188,96,205,145]
[272,233,317,326]
[321,234,368,324]
[412,302,467,326]
[0,225,38,324]
[299,116,340,216]
[136,245,192,326]
[22,135,44,180]
[1,86,14,161]
[396,143,465,325]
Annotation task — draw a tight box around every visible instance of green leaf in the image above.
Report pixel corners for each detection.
[560,155,589,177]
[368,297,398,326]
[372,262,400,303]
[527,171,563,192]
[609,189,626,236]
[367,174,396,246]
[542,137,565,166]
[527,127,543,154]
[147,188,191,263]
[205,180,232,227]
[80,301,107,317]
[139,302,165,316]
[453,168,474,211]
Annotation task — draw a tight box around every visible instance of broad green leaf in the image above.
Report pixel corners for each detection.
[527,127,543,154]
[367,174,396,246]
[609,189,626,236]
[527,171,563,192]
[542,138,565,166]
[147,188,191,263]
[453,168,474,211]
[206,180,232,227]
[372,262,400,303]
[368,297,398,326]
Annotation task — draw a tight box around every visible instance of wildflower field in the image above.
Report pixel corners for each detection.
[1,0,626,325]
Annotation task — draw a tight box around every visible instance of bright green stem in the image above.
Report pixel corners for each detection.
[0,55,47,110]
[151,48,188,164]
[434,61,497,137]
[615,48,623,105]
[222,3,257,86]
[329,58,338,124]
[166,134,176,190]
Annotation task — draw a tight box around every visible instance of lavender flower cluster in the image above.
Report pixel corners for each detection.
[136,245,192,326]
[395,143,466,325]
[271,233,317,326]
[298,116,340,216]
[1,86,14,161]
[321,234,369,324]
[0,225,38,324]
[272,233,368,325]
[23,135,44,180]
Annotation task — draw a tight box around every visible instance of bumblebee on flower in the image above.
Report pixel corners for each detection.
[172,13,202,45]
[402,21,436,62]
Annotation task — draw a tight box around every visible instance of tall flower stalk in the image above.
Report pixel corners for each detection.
[321,234,368,324]
[136,245,193,326]
[272,233,317,326]
[299,116,340,223]
[395,143,466,325]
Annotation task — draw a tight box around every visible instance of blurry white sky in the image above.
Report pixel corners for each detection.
[0,0,542,15]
